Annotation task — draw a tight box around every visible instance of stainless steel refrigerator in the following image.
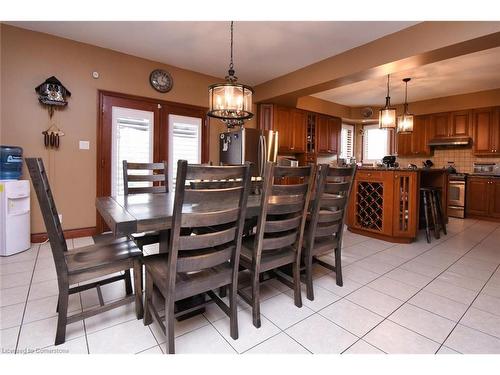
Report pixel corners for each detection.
[219,128,278,177]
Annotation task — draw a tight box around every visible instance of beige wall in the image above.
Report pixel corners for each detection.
[296,96,350,118]
[0,25,234,233]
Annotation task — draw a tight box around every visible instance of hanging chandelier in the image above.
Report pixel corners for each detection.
[378,74,397,129]
[397,78,414,133]
[208,21,254,128]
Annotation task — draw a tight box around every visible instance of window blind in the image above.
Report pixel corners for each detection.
[341,124,354,159]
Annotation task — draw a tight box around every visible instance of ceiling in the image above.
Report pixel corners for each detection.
[7,21,417,85]
[312,46,500,106]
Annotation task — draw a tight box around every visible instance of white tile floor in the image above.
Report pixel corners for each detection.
[1,218,500,354]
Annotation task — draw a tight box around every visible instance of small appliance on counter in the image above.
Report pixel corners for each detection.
[472,162,500,176]
[407,164,418,170]
[277,155,298,167]
[422,159,434,168]
[382,155,397,168]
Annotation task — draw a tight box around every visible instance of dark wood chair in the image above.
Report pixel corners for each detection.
[26,158,143,345]
[238,162,314,328]
[122,161,168,250]
[303,164,356,300]
[142,160,252,354]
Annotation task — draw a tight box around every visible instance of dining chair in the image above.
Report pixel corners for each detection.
[26,158,143,345]
[238,162,314,328]
[142,160,252,354]
[303,164,356,300]
[122,161,168,251]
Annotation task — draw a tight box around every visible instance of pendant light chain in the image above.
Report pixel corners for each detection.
[229,21,234,72]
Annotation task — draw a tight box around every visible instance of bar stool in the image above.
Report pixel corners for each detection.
[420,187,447,243]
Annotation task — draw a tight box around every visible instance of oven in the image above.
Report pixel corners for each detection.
[448,176,466,218]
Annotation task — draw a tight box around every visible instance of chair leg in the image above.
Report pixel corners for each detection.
[422,191,431,244]
[165,296,176,354]
[292,260,302,308]
[251,271,261,328]
[124,269,133,295]
[218,286,227,298]
[143,270,153,326]
[305,255,314,301]
[133,261,144,319]
[434,191,447,235]
[429,191,440,239]
[54,287,69,345]
[334,247,343,287]
[228,283,238,340]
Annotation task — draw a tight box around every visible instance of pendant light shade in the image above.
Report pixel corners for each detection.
[208,22,254,128]
[397,78,414,133]
[378,75,396,129]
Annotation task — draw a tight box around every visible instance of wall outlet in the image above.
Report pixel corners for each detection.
[79,141,90,150]
[58,214,62,223]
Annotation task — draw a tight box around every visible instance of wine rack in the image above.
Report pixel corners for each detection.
[355,182,384,231]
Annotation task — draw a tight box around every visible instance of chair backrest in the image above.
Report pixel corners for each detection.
[306,164,356,249]
[167,160,252,280]
[25,158,68,277]
[122,161,168,195]
[252,162,314,262]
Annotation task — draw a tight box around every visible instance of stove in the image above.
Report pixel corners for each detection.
[448,172,467,218]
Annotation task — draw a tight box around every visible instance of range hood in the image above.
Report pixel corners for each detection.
[428,137,471,147]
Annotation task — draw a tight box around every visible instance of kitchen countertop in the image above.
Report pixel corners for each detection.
[356,166,449,173]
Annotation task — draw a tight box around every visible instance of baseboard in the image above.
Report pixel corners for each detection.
[31,227,98,243]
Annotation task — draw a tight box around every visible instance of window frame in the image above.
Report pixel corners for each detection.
[361,124,392,164]
[340,123,355,160]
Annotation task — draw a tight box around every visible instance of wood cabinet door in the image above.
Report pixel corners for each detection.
[466,177,490,216]
[431,112,450,138]
[275,106,292,152]
[494,108,500,154]
[258,103,275,131]
[472,108,495,155]
[316,115,330,153]
[396,133,412,156]
[450,110,471,137]
[489,179,500,218]
[392,171,418,238]
[291,109,307,152]
[327,117,341,154]
[412,115,431,155]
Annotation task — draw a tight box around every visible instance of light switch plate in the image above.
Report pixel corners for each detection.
[79,141,90,150]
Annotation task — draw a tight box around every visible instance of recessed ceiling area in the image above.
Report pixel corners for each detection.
[6,21,418,85]
[312,46,500,106]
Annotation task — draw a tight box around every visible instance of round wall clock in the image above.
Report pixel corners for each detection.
[149,69,173,93]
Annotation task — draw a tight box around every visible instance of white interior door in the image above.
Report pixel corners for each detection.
[111,106,154,196]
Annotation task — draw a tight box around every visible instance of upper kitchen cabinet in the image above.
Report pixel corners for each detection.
[396,115,431,157]
[473,107,500,156]
[257,104,307,153]
[430,110,471,139]
[316,114,340,154]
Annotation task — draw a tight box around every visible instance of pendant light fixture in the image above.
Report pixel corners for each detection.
[208,21,254,128]
[397,78,414,133]
[378,74,397,129]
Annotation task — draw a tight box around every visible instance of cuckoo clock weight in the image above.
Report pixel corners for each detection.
[35,76,71,150]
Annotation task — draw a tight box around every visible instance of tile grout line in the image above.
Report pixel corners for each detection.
[340,223,500,354]
[14,244,40,353]
[435,262,500,353]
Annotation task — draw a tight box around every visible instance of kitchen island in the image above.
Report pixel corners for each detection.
[346,167,449,243]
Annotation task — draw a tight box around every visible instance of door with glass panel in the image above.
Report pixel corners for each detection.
[97,91,208,234]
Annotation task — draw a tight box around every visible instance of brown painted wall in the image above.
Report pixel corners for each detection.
[296,96,350,118]
[0,25,231,233]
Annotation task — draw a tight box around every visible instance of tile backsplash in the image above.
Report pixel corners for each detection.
[397,147,500,173]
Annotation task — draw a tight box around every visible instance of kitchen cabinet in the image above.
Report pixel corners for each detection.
[396,115,431,157]
[472,107,500,156]
[317,115,340,154]
[466,176,500,219]
[257,104,307,153]
[430,110,471,138]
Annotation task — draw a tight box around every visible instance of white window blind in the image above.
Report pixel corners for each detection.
[362,124,389,164]
[168,115,202,191]
[340,124,354,159]
[111,107,154,196]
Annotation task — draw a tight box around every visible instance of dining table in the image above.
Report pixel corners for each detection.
[95,191,264,320]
